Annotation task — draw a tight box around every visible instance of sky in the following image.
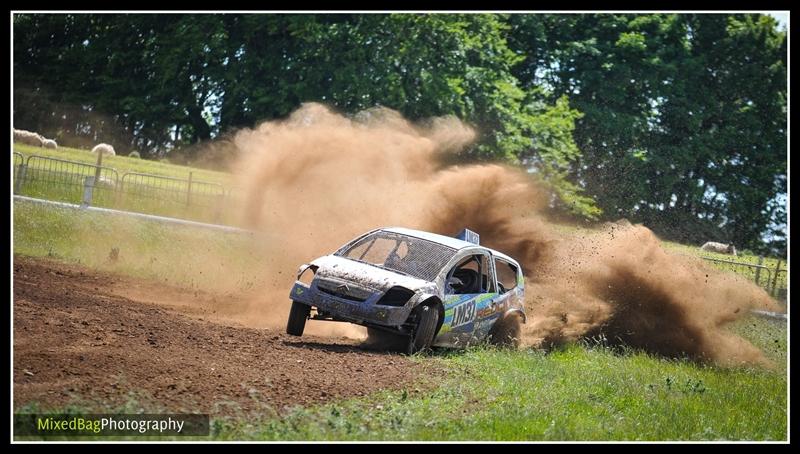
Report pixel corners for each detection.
[766,12,788,30]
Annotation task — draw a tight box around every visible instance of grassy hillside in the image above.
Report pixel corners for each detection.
[13,199,266,292]
[13,143,242,226]
[13,143,231,185]
[216,331,786,441]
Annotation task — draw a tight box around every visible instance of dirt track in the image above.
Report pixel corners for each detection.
[13,256,434,416]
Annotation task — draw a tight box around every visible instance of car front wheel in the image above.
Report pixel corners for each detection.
[286,300,310,336]
[409,304,440,354]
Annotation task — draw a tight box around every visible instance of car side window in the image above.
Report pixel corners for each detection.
[447,254,496,295]
[495,259,518,294]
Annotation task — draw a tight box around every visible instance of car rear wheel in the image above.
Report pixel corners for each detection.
[489,312,522,348]
[410,304,440,354]
[286,300,310,336]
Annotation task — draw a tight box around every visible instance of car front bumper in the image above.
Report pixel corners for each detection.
[289,281,412,327]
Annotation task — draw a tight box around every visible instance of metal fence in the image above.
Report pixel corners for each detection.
[13,152,238,226]
[700,255,787,300]
[771,262,788,301]
[15,154,120,205]
[120,172,226,207]
[13,151,24,182]
[118,172,230,224]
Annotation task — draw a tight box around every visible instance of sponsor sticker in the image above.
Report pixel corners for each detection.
[451,300,476,328]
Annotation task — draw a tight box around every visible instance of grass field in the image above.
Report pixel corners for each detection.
[13,142,788,282]
[16,320,787,441]
[13,143,244,226]
[13,143,231,185]
[215,332,786,441]
[215,308,788,441]
[13,199,268,293]
[12,197,788,441]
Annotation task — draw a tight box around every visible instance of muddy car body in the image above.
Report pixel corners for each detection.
[286,227,526,353]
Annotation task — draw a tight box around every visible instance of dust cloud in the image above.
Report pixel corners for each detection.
[227,103,778,365]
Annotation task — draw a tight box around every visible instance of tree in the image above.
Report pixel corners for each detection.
[14,13,599,218]
[13,14,226,155]
[509,13,787,253]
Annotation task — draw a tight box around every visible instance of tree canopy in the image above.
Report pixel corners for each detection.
[12,13,787,254]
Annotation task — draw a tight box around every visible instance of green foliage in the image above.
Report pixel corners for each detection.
[522,94,601,218]
[13,13,599,219]
[508,13,786,253]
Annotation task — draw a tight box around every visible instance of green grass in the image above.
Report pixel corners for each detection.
[211,329,786,441]
[13,198,268,292]
[209,314,787,441]
[14,143,243,226]
[16,336,787,441]
[13,198,788,441]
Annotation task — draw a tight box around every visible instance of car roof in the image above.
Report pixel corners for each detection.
[380,227,521,266]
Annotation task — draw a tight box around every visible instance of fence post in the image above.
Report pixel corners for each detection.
[14,163,27,195]
[771,260,782,296]
[82,176,95,207]
[187,171,193,206]
[94,149,104,182]
[754,256,764,286]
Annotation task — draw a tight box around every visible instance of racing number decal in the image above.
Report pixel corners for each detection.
[451,300,476,328]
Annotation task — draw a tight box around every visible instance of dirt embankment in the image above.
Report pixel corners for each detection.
[13,256,435,416]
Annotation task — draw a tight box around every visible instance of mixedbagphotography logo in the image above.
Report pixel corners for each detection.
[14,414,210,437]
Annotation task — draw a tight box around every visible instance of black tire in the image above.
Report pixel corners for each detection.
[286,300,310,336]
[410,304,440,354]
[489,312,523,349]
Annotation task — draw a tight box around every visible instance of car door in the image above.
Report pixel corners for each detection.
[433,251,500,347]
[492,256,524,312]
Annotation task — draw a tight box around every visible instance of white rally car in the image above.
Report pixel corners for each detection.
[286,227,526,353]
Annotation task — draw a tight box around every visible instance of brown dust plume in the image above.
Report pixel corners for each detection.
[230,103,779,365]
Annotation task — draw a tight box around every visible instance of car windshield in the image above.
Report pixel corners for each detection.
[337,231,457,281]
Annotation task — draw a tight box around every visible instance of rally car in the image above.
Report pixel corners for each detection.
[286,227,526,353]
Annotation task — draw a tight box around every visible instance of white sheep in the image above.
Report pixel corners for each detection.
[700,241,737,256]
[42,139,58,149]
[13,129,44,147]
[91,143,116,156]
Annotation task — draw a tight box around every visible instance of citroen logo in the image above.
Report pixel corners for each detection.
[336,284,350,293]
